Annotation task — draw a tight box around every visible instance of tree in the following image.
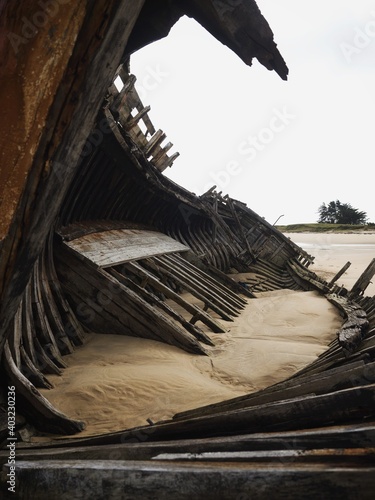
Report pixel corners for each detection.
[318,200,368,225]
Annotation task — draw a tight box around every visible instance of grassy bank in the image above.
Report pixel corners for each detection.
[275,223,375,233]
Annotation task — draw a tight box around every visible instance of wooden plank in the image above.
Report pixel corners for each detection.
[144,257,234,321]
[165,254,246,310]
[65,229,189,268]
[55,245,208,355]
[160,254,241,311]
[144,129,166,156]
[125,105,151,130]
[109,268,214,346]
[125,262,226,334]
[6,460,375,500]
[5,423,375,464]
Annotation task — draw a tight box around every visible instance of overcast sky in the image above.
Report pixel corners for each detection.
[131,0,375,225]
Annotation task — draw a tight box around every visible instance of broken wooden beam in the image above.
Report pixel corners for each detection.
[329,261,351,286]
[350,258,375,298]
[326,294,369,354]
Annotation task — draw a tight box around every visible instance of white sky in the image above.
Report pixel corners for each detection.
[130,0,375,225]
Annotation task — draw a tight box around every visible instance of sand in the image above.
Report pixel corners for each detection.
[39,232,374,438]
[40,289,340,438]
[284,232,375,296]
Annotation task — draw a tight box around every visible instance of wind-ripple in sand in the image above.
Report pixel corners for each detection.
[40,289,341,437]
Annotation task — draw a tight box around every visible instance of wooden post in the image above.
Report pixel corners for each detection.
[329,261,351,285]
[350,258,375,298]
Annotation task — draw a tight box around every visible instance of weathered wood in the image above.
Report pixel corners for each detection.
[3,459,375,500]
[144,130,166,156]
[0,0,148,353]
[40,246,74,356]
[151,256,236,320]
[226,197,256,261]
[350,258,375,298]
[125,105,151,130]
[287,259,331,293]
[164,253,246,310]
[157,152,180,172]
[4,423,375,467]
[19,346,54,390]
[55,244,208,355]
[174,360,375,419]
[112,383,375,443]
[329,261,351,285]
[109,267,214,346]
[184,254,254,298]
[3,342,84,435]
[158,254,241,315]
[124,261,226,333]
[65,229,189,268]
[327,294,369,353]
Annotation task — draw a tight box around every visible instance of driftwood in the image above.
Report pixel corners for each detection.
[327,294,369,354]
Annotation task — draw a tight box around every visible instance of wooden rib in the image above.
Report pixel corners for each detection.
[19,346,54,390]
[101,268,209,355]
[109,267,214,346]
[162,255,242,316]
[31,259,66,368]
[152,254,235,318]
[47,237,86,347]
[226,197,256,262]
[164,253,246,310]
[55,244,208,355]
[142,257,233,321]
[3,341,84,435]
[124,261,226,334]
[8,307,22,369]
[22,280,40,367]
[33,337,62,376]
[40,248,74,356]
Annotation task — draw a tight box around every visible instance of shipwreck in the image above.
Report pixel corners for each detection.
[1,1,375,498]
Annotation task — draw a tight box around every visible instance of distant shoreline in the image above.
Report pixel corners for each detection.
[276,223,375,234]
[282,231,375,296]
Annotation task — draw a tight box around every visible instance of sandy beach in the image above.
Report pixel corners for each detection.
[39,232,375,438]
[284,232,375,296]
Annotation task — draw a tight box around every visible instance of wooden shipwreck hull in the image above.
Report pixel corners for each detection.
[1,1,375,498]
